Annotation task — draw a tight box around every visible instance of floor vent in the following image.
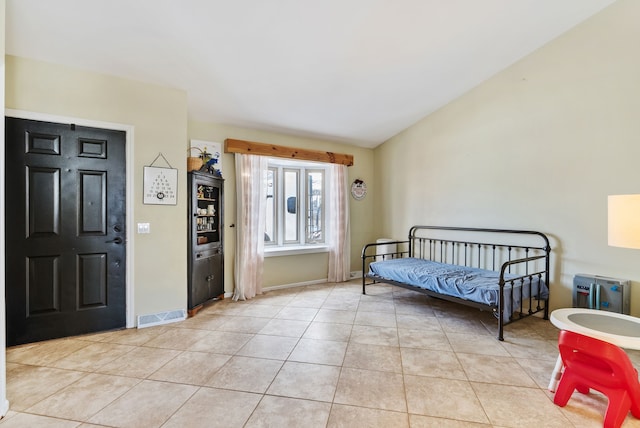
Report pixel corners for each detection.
[137,309,186,329]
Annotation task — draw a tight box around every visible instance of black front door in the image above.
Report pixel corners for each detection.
[5,117,127,346]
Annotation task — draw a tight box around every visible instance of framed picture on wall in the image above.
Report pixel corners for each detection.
[143,166,178,205]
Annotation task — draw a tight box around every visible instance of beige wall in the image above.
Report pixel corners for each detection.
[188,121,375,290]
[5,55,189,319]
[375,0,640,313]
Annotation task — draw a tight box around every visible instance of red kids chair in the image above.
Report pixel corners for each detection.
[554,330,640,428]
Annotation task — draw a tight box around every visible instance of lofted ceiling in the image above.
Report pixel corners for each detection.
[6,0,616,148]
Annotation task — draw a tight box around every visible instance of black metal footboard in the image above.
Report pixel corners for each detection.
[361,226,551,341]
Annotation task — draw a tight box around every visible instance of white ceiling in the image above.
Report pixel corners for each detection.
[6,0,616,148]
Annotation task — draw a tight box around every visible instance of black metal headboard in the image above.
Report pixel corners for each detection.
[408,226,551,278]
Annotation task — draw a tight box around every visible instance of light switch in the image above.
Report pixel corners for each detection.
[137,223,151,234]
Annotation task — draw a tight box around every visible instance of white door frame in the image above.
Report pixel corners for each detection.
[5,109,136,328]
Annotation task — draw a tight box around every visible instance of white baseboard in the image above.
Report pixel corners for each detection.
[263,278,328,292]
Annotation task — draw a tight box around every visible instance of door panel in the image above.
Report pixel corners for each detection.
[28,167,61,236]
[28,255,61,315]
[27,132,61,155]
[5,117,126,346]
[79,171,107,234]
[78,253,108,308]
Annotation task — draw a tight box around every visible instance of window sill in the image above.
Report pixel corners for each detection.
[264,245,329,257]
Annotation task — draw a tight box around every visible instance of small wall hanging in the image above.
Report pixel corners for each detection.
[143,153,178,205]
[351,179,367,200]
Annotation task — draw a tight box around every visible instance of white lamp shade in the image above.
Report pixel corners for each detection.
[608,194,640,249]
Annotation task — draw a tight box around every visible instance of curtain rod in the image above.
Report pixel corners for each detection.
[224,138,354,166]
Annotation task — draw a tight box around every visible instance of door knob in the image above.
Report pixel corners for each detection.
[106,237,123,244]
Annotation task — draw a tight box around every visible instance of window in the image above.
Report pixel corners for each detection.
[265,158,327,250]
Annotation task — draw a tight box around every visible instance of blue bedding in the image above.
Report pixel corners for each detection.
[368,257,549,321]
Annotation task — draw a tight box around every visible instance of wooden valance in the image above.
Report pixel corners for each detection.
[224,138,354,166]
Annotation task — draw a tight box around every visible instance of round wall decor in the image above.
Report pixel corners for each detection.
[351,179,367,200]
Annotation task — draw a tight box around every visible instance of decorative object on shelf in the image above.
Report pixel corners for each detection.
[143,153,178,205]
[190,139,223,177]
[351,178,367,200]
[201,155,222,177]
[187,147,204,172]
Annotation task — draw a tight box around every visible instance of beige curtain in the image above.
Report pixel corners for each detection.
[327,163,351,282]
[233,154,268,300]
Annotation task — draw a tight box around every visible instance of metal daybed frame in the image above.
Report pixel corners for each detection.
[361,226,551,341]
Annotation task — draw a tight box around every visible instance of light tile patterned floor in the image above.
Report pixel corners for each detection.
[3,280,640,427]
